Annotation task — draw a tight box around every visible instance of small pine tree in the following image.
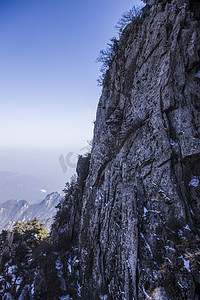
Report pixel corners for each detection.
[96,5,144,85]
[14,220,29,233]
[115,6,143,34]
[14,218,49,241]
[96,37,119,85]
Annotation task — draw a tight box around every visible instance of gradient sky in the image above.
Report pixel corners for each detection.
[0,0,143,195]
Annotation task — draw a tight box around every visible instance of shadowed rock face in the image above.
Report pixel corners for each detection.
[2,1,199,299]
[189,1,200,19]
[76,0,200,298]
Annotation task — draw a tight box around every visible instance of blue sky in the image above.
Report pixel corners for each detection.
[0,0,143,194]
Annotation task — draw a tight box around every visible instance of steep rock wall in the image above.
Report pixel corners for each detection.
[1,1,200,299]
[78,0,200,298]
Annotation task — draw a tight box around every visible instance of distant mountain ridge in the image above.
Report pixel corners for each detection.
[0,171,51,204]
[0,192,63,231]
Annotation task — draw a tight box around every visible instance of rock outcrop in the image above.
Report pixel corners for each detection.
[63,0,200,298]
[0,0,200,299]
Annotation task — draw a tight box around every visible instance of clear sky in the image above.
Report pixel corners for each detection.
[0,0,143,196]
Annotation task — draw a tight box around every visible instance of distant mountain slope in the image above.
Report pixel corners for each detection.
[0,171,51,204]
[0,192,63,231]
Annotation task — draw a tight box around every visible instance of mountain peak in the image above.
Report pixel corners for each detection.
[0,192,62,231]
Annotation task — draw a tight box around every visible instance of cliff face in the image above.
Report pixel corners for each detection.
[1,0,200,299]
[73,0,200,298]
